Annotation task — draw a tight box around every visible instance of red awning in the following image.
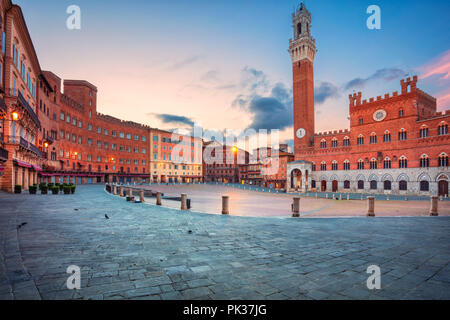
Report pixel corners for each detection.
[32,165,43,172]
[0,166,4,171]
[14,159,32,168]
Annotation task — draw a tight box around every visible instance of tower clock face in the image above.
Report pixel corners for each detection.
[373,109,387,122]
[296,128,306,139]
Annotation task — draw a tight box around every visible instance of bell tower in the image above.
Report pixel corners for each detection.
[290,3,316,157]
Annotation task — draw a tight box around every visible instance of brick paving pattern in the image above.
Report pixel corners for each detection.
[0,185,449,300]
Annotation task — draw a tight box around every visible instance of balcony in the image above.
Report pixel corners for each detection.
[5,135,42,158]
[18,92,40,128]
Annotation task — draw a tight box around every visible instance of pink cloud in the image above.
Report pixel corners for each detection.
[436,90,450,111]
[419,50,450,80]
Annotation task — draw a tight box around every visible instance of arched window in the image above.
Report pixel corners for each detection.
[399,109,404,117]
[297,23,302,36]
[370,132,377,144]
[344,180,350,189]
[320,139,327,149]
[399,156,408,168]
[343,136,350,146]
[331,138,338,148]
[383,130,391,143]
[370,158,377,169]
[383,157,391,169]
[343,160,350,171]
[420,154,429,168]
[420,181,429,192]
[420,125,429,138]
[438,122,448,135]
[320,161,327,171]
[384,180,391,190]
[311,180,316,188]
[331,160,338,171]
[357,134,364,145]
[399,180,408,191]
[439,153,449,167]
[357,180,364,189]
[357,159,364,170]
[398,128,407,141]
[370,180,377,190]
[311,162,316,171]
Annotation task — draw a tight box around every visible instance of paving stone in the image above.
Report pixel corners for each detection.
[0,185,449,300]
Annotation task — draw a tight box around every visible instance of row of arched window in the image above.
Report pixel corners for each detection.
[311,153,448,171]
[311,180,430,192]
[319,122,448,149]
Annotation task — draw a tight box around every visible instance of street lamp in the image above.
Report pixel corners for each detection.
[11,111,19,121]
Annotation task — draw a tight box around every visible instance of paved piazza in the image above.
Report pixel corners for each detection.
[140,184,450,218]
[0,185,449,300]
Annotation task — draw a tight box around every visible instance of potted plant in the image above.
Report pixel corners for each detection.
[63,185,71,194]
[29,185,37,194]
[39,183,46,190]
[70,184,76,194]
[48,183,54,188]
[14,185,22,194]
[41,185,48,194]
[51,186,59,195]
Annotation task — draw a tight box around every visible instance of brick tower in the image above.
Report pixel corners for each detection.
[290,3,316,158]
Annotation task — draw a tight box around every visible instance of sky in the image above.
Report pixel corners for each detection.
[19,0,450,147]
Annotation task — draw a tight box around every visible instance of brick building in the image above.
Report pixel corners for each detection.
[0,1,42,192]
[149,128,203,183]
[287,3,449,196]
[0,0,203,192]
[263,144,294,190]
[203,141,249,183]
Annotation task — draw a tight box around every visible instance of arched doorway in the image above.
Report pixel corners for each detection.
[438,180,448,197]
[332,180,338,192]
[321,180,327,192]
[291,169,302,190]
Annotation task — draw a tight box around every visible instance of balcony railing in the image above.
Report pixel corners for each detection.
[5,135,42,157]
[18,92,40,128]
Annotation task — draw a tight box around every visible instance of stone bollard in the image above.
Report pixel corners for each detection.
[139,190,145,203]
[326,194,329,199]
[113,185,118,195]
[339,194,342,200]
[156,192,162,206]
[129,188,133,197]
[222,196,229,215]
[347,193,350,200]
[429,196,438,216]
[292,197,300,217]
[181,193,188,210]
[405,196,408,201]
[120,187,124,197]
[366,196,375,217]
[315,193,318,198]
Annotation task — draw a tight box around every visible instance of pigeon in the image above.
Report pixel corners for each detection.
[17,222,27,229]
[188,230,193,234]
[74,208,79,211]
[105,214,110,219]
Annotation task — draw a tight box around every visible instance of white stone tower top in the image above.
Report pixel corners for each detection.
[289,3,316,63]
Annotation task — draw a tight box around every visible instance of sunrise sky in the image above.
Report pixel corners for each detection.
[19,0,450,146]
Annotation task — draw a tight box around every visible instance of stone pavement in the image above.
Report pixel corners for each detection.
[0,185,449,300]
